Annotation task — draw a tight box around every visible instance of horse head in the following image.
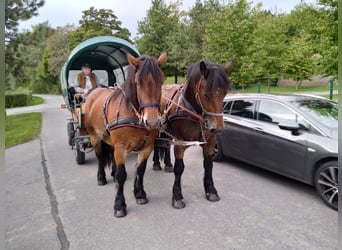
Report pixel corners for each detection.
[126,52,167,130]
[185,59,233,134]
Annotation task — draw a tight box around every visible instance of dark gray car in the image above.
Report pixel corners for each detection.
[214,94,338,210]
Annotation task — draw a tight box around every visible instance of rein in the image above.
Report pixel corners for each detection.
[162,94,205,123]
[162,77,224,124]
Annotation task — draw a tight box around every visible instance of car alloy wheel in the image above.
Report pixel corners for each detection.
[315,161,338,210]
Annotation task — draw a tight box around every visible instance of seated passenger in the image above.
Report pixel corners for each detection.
[69,63,100,103]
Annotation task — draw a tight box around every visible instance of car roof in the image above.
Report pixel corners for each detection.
[224,93,331,102]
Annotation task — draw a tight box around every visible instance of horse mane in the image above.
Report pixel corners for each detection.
[113,55,165,110]
[184,60,231,111]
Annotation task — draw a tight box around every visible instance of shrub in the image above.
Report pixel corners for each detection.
[5,90,32,108]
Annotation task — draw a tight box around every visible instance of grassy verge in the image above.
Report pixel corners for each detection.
[320,94,338,102]
[5,112,42,148]
[30,96,44,106]
[230,83,337,94]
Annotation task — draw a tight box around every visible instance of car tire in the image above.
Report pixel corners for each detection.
[213,137,224,162]
[67,121,74,146]
[74,130,85,165]
[314,161,338,211]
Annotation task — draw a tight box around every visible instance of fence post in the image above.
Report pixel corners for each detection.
[329,79,334,100]
[257,82,261,93]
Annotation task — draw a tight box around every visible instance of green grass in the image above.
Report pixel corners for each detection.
[165,76,186,84]
[320,94,338,102]
[29,96,44,106]
[231,83,336,94]
[5,112,42,148]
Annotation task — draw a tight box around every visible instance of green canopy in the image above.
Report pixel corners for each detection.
[60,36,140,106]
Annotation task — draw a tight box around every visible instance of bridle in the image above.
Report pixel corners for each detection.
[194,76,224,118]
[161,76,225,143]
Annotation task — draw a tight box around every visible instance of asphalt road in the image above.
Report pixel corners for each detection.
[5,95,338,250]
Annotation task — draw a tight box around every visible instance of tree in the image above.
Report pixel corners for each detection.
[166,21,189,82]
[5,22,54,90]
[316,0,337,78]
[5,0,45,42]
[203,0,258,85]
[136,0,183,80]
[69,7,131,50]
[46,25,74,76]
[282,33,318,89]
[185,0,222,64]
[164,0,188,82]
[249,10,288,91]
[136,0,174,57]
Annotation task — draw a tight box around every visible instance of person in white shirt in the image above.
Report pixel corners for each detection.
[71,63,100,101]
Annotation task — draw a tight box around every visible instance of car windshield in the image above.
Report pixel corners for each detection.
[291,98,338,128]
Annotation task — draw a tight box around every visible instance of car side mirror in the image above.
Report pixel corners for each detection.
[278,122,301,136]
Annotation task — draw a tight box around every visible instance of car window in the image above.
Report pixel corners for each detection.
[223,101,232,114]
[257,100,310,130]
[291,98,338,128]
[230,100,255,119]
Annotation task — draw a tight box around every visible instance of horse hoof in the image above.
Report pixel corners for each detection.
[164,165,174,173]
[114,208,127,218]
[206,193,220,202]
[97,179,107,186]
[136,198,149,205]
[152,164,162,171]
[172,199,186,209]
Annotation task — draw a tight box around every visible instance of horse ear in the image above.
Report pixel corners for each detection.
[127,53,141,69]
[156,52,167,66]
[224,59,234,74]
[199,61,209,78]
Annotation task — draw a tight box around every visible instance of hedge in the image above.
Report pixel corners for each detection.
[5,90,32,108]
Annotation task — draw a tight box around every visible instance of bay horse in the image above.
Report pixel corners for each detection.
[161,59,233,209]
[85,52,167,217]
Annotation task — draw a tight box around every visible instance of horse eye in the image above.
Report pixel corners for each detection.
[204,93,209,100]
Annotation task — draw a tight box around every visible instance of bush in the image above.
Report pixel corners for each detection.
[5,90,32,108]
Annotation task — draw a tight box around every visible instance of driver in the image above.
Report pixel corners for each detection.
[70,63,100,101]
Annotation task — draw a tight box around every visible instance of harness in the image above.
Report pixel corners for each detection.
[101,86,152,151]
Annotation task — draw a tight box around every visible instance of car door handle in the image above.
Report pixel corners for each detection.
[253,127,264,132]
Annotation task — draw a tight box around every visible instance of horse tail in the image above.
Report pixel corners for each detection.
[100,140,113,168]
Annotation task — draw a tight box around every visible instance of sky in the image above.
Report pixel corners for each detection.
[18,0,317,38]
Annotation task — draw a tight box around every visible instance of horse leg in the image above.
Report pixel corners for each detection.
[113,148,127,218]
[164,146,173,172]
[202,136,220,202]
[97,156,107,186]
[110,148,116,183]
[89,135,107,186]
[152,146,162,170]
[134,146,153,204]
[97,140,113,186]
[172,145,186,209]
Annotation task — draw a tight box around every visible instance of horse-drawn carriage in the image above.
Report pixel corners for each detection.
[61,35,233,217]
[60,36,140,164]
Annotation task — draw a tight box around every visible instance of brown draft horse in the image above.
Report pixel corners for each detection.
[161,59,233,209]
[85,52,167,217]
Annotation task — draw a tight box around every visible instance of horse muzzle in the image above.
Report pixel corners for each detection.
[142,111,161,130]
[144,117,160,130]
[205,117,223,134]
[140,104,161,130]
